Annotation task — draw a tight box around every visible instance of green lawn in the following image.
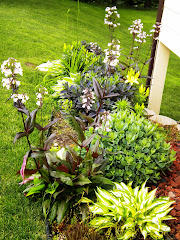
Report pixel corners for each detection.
[0,0,179,239]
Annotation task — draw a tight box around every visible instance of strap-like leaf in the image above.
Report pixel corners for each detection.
[57,200,69,223]
[68,116,85,142]
[44,132,56,150]
[17,108,30,116]
[25,116,31,131]
[34,122,44,131]
[79,112,94,124]
[49,201,58,223]
[13,132,27,144]
[93,77,103,99]
[81,133,96,147]
[67,134,81,147]
[75,117,86,131]
[103,93,120,99]
[43,118,59,131]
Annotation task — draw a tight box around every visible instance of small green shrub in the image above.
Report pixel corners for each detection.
[83,181,175,240]
[87,110,176,185]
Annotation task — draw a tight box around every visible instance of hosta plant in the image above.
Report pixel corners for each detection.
[83,182,175,240]
[86,109,176,186]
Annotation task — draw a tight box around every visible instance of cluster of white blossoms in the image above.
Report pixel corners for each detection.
[2,77,20,90]
[104,39,120,68]
[104,6,120,28]
[149,22,161,40]
[95,111,112,132]
[135,31,147,43]
[128,19,148,43]
[11,93,29,104]
[1,58,22,90]
[1,58,23,77]
[128,19,143,36]
[81,88,95,112]
[36,87,48,107]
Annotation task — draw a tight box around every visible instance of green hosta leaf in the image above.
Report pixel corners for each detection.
[140,227,148,239]
[97,188,119,205]
[119,229,136,240]
[95,191,111,207]
[74,175,92,186]
[90,217,112,229]
[57,200,69,223]
[159,223,171,232]
[89,203,108,215]
[50,171,74,186]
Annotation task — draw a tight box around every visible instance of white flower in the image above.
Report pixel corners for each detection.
[36,100,41,106]
[105,7,110,11]
[1,58,23,76]
[81,88,95,112]
[11,93,29,104]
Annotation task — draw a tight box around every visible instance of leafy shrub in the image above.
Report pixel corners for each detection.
[87,110,176,185]
[83,181,175,240]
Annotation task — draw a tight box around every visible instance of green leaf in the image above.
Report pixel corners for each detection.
[50,171,74,186]
[26,181,46,196]
[68,115,85,142]
[57,200,69,223]
[42,198,51,219]
[81,197,93,204]
[49,201,58,223]
[74,175,92,186]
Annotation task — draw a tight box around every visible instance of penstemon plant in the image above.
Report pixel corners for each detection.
[1,57,59,184]
[1,58,114,224]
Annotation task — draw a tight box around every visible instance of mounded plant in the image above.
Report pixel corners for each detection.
[86,109,176,186]
[83,181,175,240]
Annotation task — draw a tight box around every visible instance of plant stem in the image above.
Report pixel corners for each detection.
[21,112,31,148]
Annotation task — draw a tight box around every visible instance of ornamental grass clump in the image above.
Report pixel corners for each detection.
[83,182,175,240]
[87,109,176,186]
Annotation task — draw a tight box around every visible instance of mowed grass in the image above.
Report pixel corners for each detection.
[0,0,179,239]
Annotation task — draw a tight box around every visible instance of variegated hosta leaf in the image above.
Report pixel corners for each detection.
[86,181,174,240]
